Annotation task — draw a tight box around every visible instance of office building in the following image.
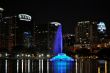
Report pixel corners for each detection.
[75,21,98,49]
[33,22,59,52]
[0,14,33,51]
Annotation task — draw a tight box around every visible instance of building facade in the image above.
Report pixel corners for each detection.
[75,21,98,49]
[33,22,59,52]
[0,14,33,51]
[75,20,109,50]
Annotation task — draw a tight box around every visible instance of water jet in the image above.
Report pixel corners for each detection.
[50,22,74,61]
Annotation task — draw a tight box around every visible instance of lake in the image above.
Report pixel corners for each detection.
[0,58,109,73]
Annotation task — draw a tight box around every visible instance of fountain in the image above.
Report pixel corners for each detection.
[50,22,74,61]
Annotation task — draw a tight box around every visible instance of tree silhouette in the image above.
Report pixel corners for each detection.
[75,48,91,56]
[97,48,110,60]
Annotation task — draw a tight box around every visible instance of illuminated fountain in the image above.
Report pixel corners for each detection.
[50,22,74,61]
[49,22,74,73]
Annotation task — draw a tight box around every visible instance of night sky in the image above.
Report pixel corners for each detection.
[0,0,110,33]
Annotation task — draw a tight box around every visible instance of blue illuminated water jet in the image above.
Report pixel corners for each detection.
[53,25,63,55]
[50,23,74,61]
[50,53,74,61]
[52,60,73,73]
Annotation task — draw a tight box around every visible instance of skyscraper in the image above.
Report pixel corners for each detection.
[63,34,75,47]
[0,13,33,51]
[15,14,33,48]
[33,22,59,52]
[75,21,98,49]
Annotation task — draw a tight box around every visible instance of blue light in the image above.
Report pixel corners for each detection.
[50,53,74,61]
[24,32,32,38]
[54,25,63,55]
[23,32,32,48]
[50,24,74,61]
[50,22,74,73]
[52,59,74,73]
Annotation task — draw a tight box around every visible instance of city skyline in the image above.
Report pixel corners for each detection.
[1,1,110,73]
[0,0,109,33]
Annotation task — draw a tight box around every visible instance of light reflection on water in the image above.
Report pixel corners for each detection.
[51,61,74,73]
[0,59,75,73]
[0,59,108,73]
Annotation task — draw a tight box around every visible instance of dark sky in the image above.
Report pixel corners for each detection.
[0,0,110,33]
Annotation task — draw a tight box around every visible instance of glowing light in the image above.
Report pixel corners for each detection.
[21,59,24,73]
[5,59,8,73]
[17,54,19,57]
[28,59,30,73]
[27,54,31,57]
[21,54,24,56]
[5,53,8,56]
[52,60,74,73]
[97,22,106,32]
[98,67,100,73]
[42,59,43,73]
[50,22,74,73]
[47,54,50,57]
[17,60,19,73]
[39,55,41,58]
[41,54,44,56]
[18,14,32,21]
[50,53,74,61]
[0,7,4,12]
[24,32,32,48]
[50,24,74,61]
[24,32,32,38]
[47,59,49,73]
[105,61,107,73]
[75,59,78,73]
[50,22,61,26]
[53,25,63,54]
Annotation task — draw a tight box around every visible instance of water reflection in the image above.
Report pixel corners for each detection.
[0,58,110,73]
[51,61,74,73]
[5,59,8,73]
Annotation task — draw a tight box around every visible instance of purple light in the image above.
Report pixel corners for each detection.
[50,24,74,62]
[53,25,63,55]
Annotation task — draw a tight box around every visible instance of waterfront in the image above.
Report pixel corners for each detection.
[0,2,110,73]
[0,56,110,73]
[0,58,74,73]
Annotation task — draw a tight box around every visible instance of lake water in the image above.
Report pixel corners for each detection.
[0,58,109,73]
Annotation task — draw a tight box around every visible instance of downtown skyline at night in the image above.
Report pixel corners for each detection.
[0,0,109,33]
[0,0,110,73]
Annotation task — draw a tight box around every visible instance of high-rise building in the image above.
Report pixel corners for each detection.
[75,21,98,49]
[63,34,75,55]
[63,34,75,48]
[15,14,33,48]
[0,8,8,49]
[0,14,33,51]
[1,16,16,50]
[33,22,59,52]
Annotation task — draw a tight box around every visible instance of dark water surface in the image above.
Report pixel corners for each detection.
[0,59,75,73]
[0,58,109,73]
